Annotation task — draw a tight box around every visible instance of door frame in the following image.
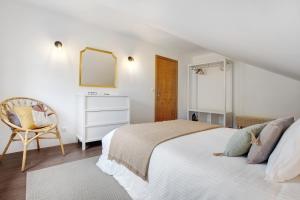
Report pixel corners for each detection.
[155,55,178,122]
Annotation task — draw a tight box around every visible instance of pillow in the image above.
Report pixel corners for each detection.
[247,117,294,164]
[32,104,54,128]
[32,110,54,128]
[32,104,47,113]
[14,106,36,129]
[265,119,300,182]
[223,123,267,157]
[7,111,22,127]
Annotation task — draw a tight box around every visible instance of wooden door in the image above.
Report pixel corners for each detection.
[155,55,178,122]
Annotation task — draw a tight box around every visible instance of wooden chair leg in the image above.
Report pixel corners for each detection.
[35,133,40,151]
[21,131,28,172]
[56,127,65,156]
[0,132,16,161]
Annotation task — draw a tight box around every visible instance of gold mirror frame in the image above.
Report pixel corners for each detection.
[79,47,117,88]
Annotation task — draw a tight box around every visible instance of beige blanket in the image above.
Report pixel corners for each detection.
[108,120,220,181]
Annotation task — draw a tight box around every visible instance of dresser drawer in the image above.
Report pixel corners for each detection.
[86,124,125,142]
[86,110,128,125]
[86,96,128,109]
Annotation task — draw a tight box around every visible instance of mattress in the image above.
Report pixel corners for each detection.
[97,127,300,200]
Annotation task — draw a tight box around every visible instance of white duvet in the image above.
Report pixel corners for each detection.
[97,128,300,200]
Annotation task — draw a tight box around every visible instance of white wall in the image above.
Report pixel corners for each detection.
[192,53,300,121]
[234,62,300,119]
[0,1,190,153]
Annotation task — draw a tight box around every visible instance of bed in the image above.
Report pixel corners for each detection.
[97,127,300,200]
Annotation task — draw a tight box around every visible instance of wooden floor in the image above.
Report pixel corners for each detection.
[0,142,101,200]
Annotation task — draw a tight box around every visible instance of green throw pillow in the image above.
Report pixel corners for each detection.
[224,123,267,157]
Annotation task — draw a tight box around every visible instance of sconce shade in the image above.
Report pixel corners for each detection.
[54,41,63,48]
[128,56,134,62]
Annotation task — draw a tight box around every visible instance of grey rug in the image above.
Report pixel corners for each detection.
[26,157,132,200]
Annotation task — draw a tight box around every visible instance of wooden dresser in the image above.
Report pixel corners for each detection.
[77,95,130,150]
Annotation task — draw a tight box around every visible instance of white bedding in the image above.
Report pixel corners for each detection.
[97,128,300,200]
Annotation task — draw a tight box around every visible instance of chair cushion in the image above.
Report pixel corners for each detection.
[247,117,294,164]
[14,106,36,129]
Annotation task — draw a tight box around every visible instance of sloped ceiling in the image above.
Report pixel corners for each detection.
[17,0,300,80]
[13,0,208,54]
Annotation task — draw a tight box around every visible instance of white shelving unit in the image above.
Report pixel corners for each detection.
[77,94,130,150]
[187,59,233,127]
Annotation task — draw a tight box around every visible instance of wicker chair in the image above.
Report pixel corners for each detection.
[0,97,65,171]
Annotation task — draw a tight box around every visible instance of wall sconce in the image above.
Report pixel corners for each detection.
[128,56,134,62]
[54,41,63,48]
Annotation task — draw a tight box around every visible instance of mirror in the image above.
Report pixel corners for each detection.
[79,47,117,87]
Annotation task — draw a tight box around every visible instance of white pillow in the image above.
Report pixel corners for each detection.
[265,118,300,182]
[32,110,55,128]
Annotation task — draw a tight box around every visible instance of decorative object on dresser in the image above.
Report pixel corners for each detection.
[77,94,130,150]
[236,115,273,129]
[0,97,65,171]
[187,59,233,127]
